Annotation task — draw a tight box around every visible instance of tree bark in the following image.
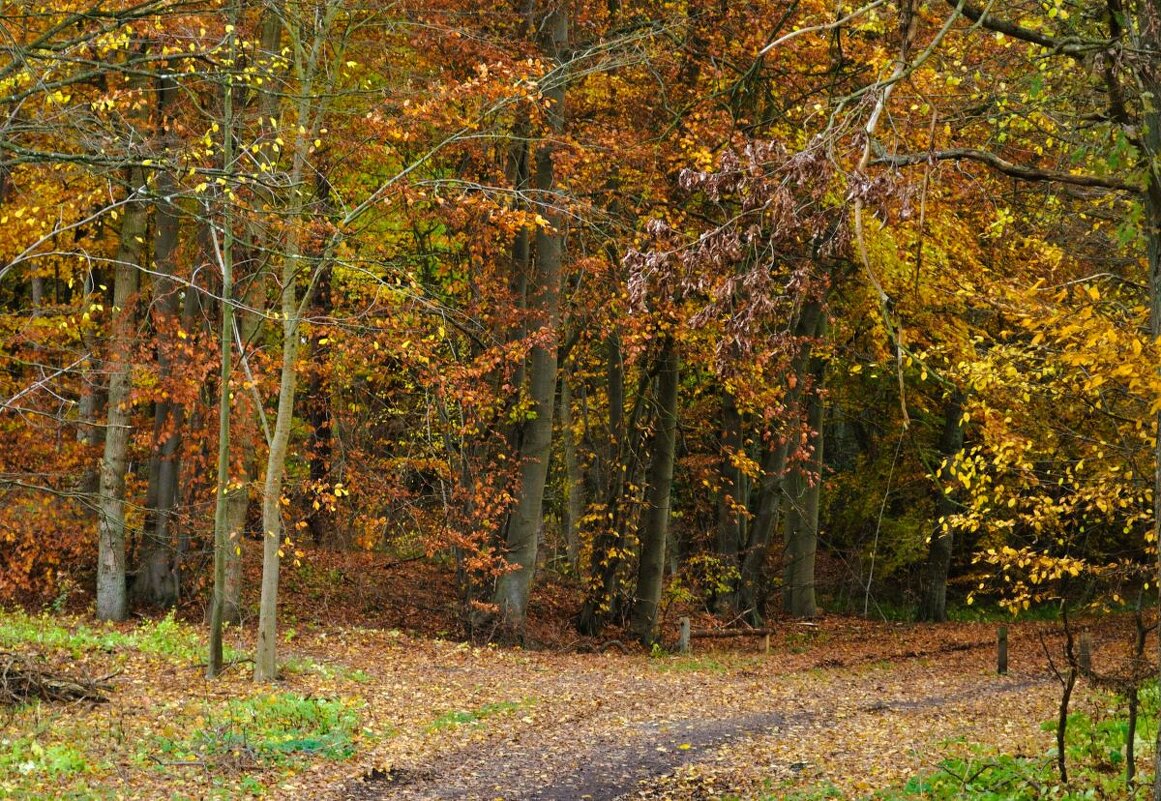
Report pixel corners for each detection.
[493,5,568,634]
[1137,3,1161,797]
[737,300,823,622]
[631,338,679,644]
[208,24,238,675]
[559,375,582,572]
[95,166,147,622]
[782,320,826,619]
[715,391,744,611]
[135,96,182,609]
[917,391,965,622]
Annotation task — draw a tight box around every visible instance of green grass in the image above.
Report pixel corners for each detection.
[0,609,230,662]
[825,684,1154,800]
[154,692,362,765]
[282,654,371,683]
[427,700,529,731]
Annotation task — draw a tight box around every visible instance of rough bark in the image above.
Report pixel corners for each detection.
[493,5,568,634]
[95,166,147,622]
[917,391,965,622]
[630,339,679,644]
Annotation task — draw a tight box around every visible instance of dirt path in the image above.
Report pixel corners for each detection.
[320,622,1079,801]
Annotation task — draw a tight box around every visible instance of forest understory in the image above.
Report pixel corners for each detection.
[0,549,1149,801]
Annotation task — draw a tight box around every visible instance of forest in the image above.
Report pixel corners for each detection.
[2,0,1161,798]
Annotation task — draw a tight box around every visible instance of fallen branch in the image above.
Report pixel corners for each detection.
[0,652,112,705]
[689,628,776,639]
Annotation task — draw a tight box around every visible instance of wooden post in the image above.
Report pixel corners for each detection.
[678,617,690,654]
[763,633,771,655]
[997,625,1008,675]
[1078,632,1092,675]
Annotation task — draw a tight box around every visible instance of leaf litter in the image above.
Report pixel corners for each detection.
[0,569,1144,800]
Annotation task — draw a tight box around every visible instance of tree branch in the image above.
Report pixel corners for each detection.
[945,0,1107,58]
[873,148,1143,192]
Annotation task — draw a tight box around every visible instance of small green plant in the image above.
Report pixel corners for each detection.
[872,683,1159,800]
[0,737,89,778]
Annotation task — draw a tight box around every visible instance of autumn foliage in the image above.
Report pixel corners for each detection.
[0,0,1158,668]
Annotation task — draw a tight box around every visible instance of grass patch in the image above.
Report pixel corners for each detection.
[282,655,371,683]
[0,609,223,662]
[859,685,1158,800]
[154,692,362,765]
[651,655,729,673]
[427,699,528,731]
[0,731,112,800]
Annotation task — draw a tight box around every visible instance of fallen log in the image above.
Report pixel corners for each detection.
[0,652,113,705]
[689,628,776,639]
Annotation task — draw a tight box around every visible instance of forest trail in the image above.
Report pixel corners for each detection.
[318,620,1084,801]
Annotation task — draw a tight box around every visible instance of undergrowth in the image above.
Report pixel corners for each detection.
[777,684,1158,800]
[0,608,227,662]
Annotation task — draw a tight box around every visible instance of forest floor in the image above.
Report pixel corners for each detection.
[0,548,1148,800]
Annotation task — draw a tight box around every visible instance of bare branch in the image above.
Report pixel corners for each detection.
[873,148,1143,192]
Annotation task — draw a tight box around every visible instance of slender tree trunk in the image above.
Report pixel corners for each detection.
[305,276,333,545]
[715,391,744,611]
[559,375,582,572]
[782,325,826,619]
[95,166,147,622]
[630,339,679,644]
[223,473,247,623]
[737,300,823,623]
[1139,3,1161,795]
[208,25,238,675]
[917,391,965,622]
[494,6,568,634]
[577,353,649,636]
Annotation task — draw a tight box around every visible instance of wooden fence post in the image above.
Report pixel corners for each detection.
[678,617,690,654]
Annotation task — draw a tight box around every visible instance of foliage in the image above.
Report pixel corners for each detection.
[155,693,361,765]
[0,610,206,661]
[867,686,1159,801]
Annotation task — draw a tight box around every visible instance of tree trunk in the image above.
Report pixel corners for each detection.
[135,114,182,609]
[737,300,823,622]
[559,375,582,572]
[1138,4,1161,797]
[493,5,568,634]
[783,333,826,619]
[631,339,679,644]
[577,351,649,636]
[223,476,247,624]
[715,391,744,611]
[917,391,965,622]
[208,26,238,675]
[95,166,147,622]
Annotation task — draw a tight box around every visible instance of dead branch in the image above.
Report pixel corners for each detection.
[0,652,112,705]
